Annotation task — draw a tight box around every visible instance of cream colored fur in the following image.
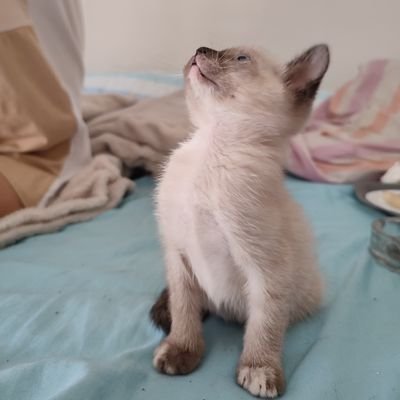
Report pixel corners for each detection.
[153,44,329,398]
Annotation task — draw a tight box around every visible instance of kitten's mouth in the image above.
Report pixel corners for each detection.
[191,57,217,86]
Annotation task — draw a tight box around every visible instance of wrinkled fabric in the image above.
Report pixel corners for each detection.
[0,177,398,400]
[86,90,190,176]
[287,59,400,183]
[0,0,88,207]
[0,90,190,248]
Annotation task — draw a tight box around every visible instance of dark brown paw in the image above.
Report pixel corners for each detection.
[237,362,285,398]
[150,288,172,334]
[150,287,210,334]
[153,340,203,375]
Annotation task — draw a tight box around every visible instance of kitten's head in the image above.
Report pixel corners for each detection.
[183,44,329,135]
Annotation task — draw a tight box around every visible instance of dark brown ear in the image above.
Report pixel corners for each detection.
[283,44,330,103]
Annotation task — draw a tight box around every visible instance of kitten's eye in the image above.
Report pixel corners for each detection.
[237,55,250,62]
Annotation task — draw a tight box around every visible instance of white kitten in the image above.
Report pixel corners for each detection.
[151,44,329,398]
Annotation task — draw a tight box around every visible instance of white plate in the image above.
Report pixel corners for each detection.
[365,190,400,215]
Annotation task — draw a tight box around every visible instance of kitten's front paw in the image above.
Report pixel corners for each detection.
[153,339,203,375]
[237,363,285,398]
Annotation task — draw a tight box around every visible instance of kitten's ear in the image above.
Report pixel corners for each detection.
[283,44,330,103]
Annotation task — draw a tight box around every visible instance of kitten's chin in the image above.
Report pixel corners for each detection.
[185,97,218,128]
[189,65,217,87]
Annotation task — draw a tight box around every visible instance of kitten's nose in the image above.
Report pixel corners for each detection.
[196,47,217,57]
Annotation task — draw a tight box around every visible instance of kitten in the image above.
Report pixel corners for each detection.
[151,44,329,398]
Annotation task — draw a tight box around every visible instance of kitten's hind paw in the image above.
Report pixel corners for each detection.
[237,363,285,398]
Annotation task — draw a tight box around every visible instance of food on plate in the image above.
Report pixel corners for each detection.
[383,191,400,210]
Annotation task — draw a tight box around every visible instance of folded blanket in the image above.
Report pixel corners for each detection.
[0,91,191,248]
[0,155,133,247]
[287,59,400,183]
[85,90,190,177]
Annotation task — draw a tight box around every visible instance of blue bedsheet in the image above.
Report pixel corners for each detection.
[0,177,398,400]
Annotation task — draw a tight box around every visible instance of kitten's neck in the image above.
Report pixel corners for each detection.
[197,117,287,161]
[191,118,288,180]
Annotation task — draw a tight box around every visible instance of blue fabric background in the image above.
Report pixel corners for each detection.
[0,177,398,400]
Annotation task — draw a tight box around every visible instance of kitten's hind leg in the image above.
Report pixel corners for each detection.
[153,250,206,375]
[289,268,323,325]
[150,287,210,334]
[150,288,172,334]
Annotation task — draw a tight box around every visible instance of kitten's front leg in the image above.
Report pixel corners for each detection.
[153,249,205,375]
[219,193,291,398]
[237,272,288,398]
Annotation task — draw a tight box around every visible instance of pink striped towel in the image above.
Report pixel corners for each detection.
[287,59,400,183]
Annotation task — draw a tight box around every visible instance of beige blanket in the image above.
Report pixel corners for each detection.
[0,91,190,248]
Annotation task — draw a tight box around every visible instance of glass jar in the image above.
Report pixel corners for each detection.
[370,218,400,273]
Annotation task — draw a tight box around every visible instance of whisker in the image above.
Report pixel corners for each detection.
[221,55,237,65]
[213,50,219,64]
[218,53,229,63]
